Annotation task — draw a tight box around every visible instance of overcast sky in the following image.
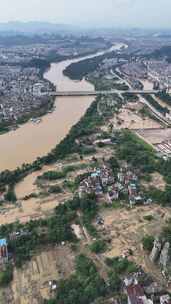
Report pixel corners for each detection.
[0,0,171,28]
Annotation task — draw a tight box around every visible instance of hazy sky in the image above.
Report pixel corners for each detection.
[0,0,171,28]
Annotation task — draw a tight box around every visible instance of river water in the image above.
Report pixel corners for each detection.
[0,43,124,172]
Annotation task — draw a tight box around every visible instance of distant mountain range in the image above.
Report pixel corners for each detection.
[0,22,170,38]
[0,21,80,34]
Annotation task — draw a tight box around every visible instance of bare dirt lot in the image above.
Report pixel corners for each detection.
[15,163,67,200]
[0,191,71,225]
[110,103,161,130]
[135,128,171,145]
[141,80,154,90]
[142,172,166,191]
[1,245,75,304]
[99,204,171,281]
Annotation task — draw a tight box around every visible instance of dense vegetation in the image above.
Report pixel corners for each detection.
[142,94,169,115]
[122,93,139,103]
[38,170,66,181]
[105,257,138,274]
[89,239,107,254]
[115,129,171,206]
[48,185,62,194]
[0,194,98,267]
[116,129,157,174]
[63,51,119,80]
[38,163,88,181]
[22,54,66,76]
[52,254,106,304]
[139,105,156,120]
[0,264,13,286]
[156,92,171,106]
[142,235,154,251]
[90,75,129,91]
[0,204,75,267]
[0,122,11,134]
[4,185,17,202]
[45,254,138,304]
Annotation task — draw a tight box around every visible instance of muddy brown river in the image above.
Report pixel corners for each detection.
[0,43,124,171]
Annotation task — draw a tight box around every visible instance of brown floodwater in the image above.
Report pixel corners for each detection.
[0,43,124,172]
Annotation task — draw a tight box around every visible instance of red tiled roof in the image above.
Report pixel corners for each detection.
[126,284,145,304]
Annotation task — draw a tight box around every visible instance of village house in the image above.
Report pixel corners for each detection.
[124,277,153,304]
[78,162,148,207]
[0,238,8,264]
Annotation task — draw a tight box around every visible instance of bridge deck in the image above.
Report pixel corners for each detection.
[46,90,161,97]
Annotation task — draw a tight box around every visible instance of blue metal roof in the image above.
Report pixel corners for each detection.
[0,239,7,247]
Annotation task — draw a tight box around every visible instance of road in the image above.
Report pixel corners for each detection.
[138,95,171,127]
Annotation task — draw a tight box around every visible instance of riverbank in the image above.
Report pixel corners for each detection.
[1,91,124,222]
[0,43,124,171]
[63,43,128,80]
[0,46,112,136]
[0,96,55,135]
[0,97,100,186]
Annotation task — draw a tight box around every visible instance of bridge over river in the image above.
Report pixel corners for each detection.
[45,89,161,97]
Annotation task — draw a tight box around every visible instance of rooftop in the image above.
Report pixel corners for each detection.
[0,238,7,247]
[126,283,145,304]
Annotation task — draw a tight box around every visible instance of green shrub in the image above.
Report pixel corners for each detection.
[5,186,16,202]
[143,215,154,221]
[38,170,65,180]
[142,235,154,251]
[48,185,62,194]
[108,271,121,292]
[105,257,138,274]
[90,240,107,253]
